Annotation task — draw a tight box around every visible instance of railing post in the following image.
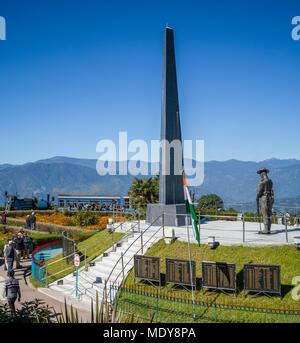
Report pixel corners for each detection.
[84,246,87,270]
[285,216,288,243]
[138,209,140,233]
[104,279,107,306]
[45,262,48,288]
[242,214,245,243]
[198,211,201,244]
[162,212,165,238]
[121,252,125,280]
[141,230,143,255]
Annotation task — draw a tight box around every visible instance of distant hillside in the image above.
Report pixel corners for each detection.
[0,161,134,206]
[193,159,300,204]
[1,156,300,208]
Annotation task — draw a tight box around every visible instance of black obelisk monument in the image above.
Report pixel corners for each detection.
[146,25,186,226]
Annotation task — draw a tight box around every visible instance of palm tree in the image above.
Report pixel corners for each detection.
[128,176,159,208]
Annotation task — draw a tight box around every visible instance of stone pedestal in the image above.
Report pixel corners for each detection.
[146,203,188,227]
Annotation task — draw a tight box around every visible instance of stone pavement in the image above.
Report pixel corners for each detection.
[0,257,91,322]
[182,219,300,246]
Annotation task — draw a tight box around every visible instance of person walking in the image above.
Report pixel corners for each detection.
[23,233,31,259]
[30,212,36,230]
[14,233,24,269]
[5,241,15,274]
[3,239,10,271]
[1,211,7,225]
[26,215,31,230]
[3,270,21,312]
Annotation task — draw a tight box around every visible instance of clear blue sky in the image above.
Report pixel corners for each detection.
[1,0,300,165]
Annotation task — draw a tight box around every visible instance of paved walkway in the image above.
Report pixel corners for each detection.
[0,258,91,322]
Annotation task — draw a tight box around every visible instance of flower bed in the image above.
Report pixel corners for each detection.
[13,213,126,231]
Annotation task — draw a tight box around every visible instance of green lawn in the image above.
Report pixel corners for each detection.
[118,239,300,322]
[42,230,125,285]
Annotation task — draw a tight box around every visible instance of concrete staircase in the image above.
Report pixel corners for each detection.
[45,221,162,307]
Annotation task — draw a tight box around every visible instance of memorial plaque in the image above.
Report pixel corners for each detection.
[166,258,196,287]
[244,264,281,295]
[134,255,160,282]
[202,261,236,291]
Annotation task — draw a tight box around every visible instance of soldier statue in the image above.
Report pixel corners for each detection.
[256,167,274,234]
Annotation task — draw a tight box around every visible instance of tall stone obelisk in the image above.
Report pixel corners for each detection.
[146,25,186,226]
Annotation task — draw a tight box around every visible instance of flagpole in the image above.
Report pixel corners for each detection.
[186,215,196,321]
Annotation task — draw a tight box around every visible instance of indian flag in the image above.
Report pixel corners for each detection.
[183,171,200,246]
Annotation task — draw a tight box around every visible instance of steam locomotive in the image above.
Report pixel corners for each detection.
[4,192,54,211]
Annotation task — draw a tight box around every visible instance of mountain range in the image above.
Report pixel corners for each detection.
[1,156,300,210]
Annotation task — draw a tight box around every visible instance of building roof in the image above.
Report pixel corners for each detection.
[57,195,121,199]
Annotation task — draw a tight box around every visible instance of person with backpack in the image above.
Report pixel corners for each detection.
[5,241,15,274]
[3,270,21,312]
[14,233,24,268]
[2,239,10,271]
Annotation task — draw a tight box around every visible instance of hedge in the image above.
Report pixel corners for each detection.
[30,233,63,249]
[0,224,48,236]
[5,210,55,218]
[2,233,61,251]
[6,218,85,235]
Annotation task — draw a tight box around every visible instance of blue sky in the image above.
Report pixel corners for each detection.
[0,0,300,165]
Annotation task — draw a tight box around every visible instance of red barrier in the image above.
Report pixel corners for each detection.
[32,240,62,266]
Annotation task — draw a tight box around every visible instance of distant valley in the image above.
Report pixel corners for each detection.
[1,156,300,211]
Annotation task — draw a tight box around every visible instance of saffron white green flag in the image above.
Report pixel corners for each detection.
[183,172,200,246]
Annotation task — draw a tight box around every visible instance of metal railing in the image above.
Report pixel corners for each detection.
[109,284,300,323]
[58,218,144,300]
[103,214,164,300]
[62,231,75,264]
[39,220,131,286]
[161,212,298,245]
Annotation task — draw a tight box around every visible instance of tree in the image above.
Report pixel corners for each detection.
[196,194,224,210]
[128,175,159,208]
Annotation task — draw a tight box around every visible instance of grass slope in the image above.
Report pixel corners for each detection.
[124,240,300,310]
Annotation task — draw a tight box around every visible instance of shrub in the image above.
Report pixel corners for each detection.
[0,240,5,256]
[30,233,62,249]
[0,299,54,323]
[0,226,8,234]
[5,210,54,218]
[72,212,99,227]
[6,218,84,234]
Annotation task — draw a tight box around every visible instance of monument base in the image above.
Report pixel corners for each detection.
[146,203,188,227]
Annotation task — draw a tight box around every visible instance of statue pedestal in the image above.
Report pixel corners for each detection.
[146,203,187,227]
